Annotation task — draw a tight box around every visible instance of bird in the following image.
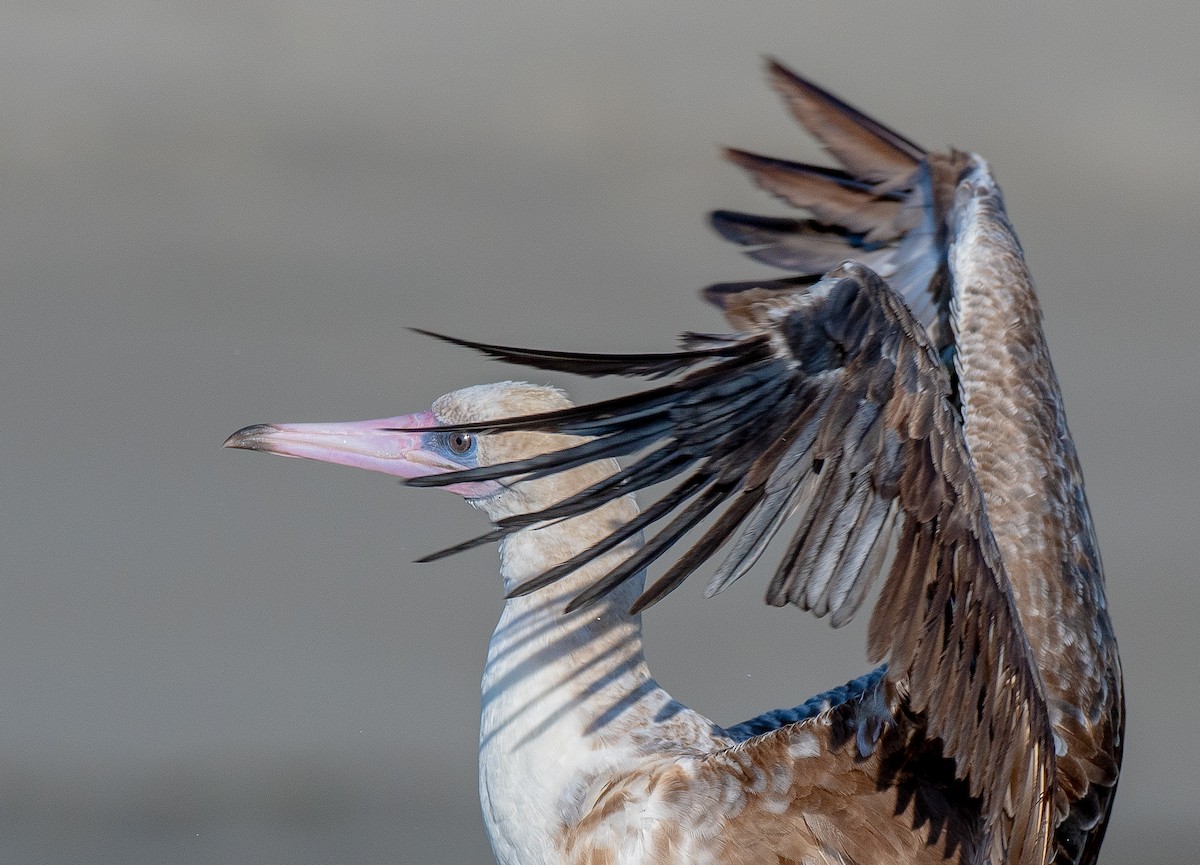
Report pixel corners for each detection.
[225,60,1122,865]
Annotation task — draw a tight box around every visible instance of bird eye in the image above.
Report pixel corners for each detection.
[447,431,474,455]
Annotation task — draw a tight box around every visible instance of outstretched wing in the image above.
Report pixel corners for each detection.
[402,61,1123,865]
[408,263,1055,865]
[700,62,1122,865]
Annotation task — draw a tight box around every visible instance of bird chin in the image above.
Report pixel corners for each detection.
[456,481,507,507]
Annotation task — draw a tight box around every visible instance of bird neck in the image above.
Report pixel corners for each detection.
[476,495,717,865]
[480,494,658,758]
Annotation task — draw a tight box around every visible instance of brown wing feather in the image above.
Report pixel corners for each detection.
[945,167,1124,865]
[765,58,924,181]
[723,149,904,238]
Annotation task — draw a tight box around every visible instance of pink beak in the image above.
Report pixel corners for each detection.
[223,410,496,498]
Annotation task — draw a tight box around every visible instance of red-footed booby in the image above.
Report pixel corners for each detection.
[225,61,1121,865]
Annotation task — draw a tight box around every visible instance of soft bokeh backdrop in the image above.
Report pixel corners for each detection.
[3,3,1197,863]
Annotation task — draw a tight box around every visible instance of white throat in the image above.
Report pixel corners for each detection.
[476,500,722,865]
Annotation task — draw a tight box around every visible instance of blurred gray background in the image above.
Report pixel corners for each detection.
[3,2,1197,863]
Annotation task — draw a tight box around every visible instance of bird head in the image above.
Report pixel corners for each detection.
[224,381,606,523]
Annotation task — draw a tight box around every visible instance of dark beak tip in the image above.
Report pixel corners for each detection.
[223,423,274,451]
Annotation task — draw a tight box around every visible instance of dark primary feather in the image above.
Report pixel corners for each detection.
[407,327,744,379]
[722,149,906,237]
[710,210,894,276]
[764,58,925,179]
[414,263,1055,865]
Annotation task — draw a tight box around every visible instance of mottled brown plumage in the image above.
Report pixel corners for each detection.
[562,697,985,865]
[407,60,1123,865]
